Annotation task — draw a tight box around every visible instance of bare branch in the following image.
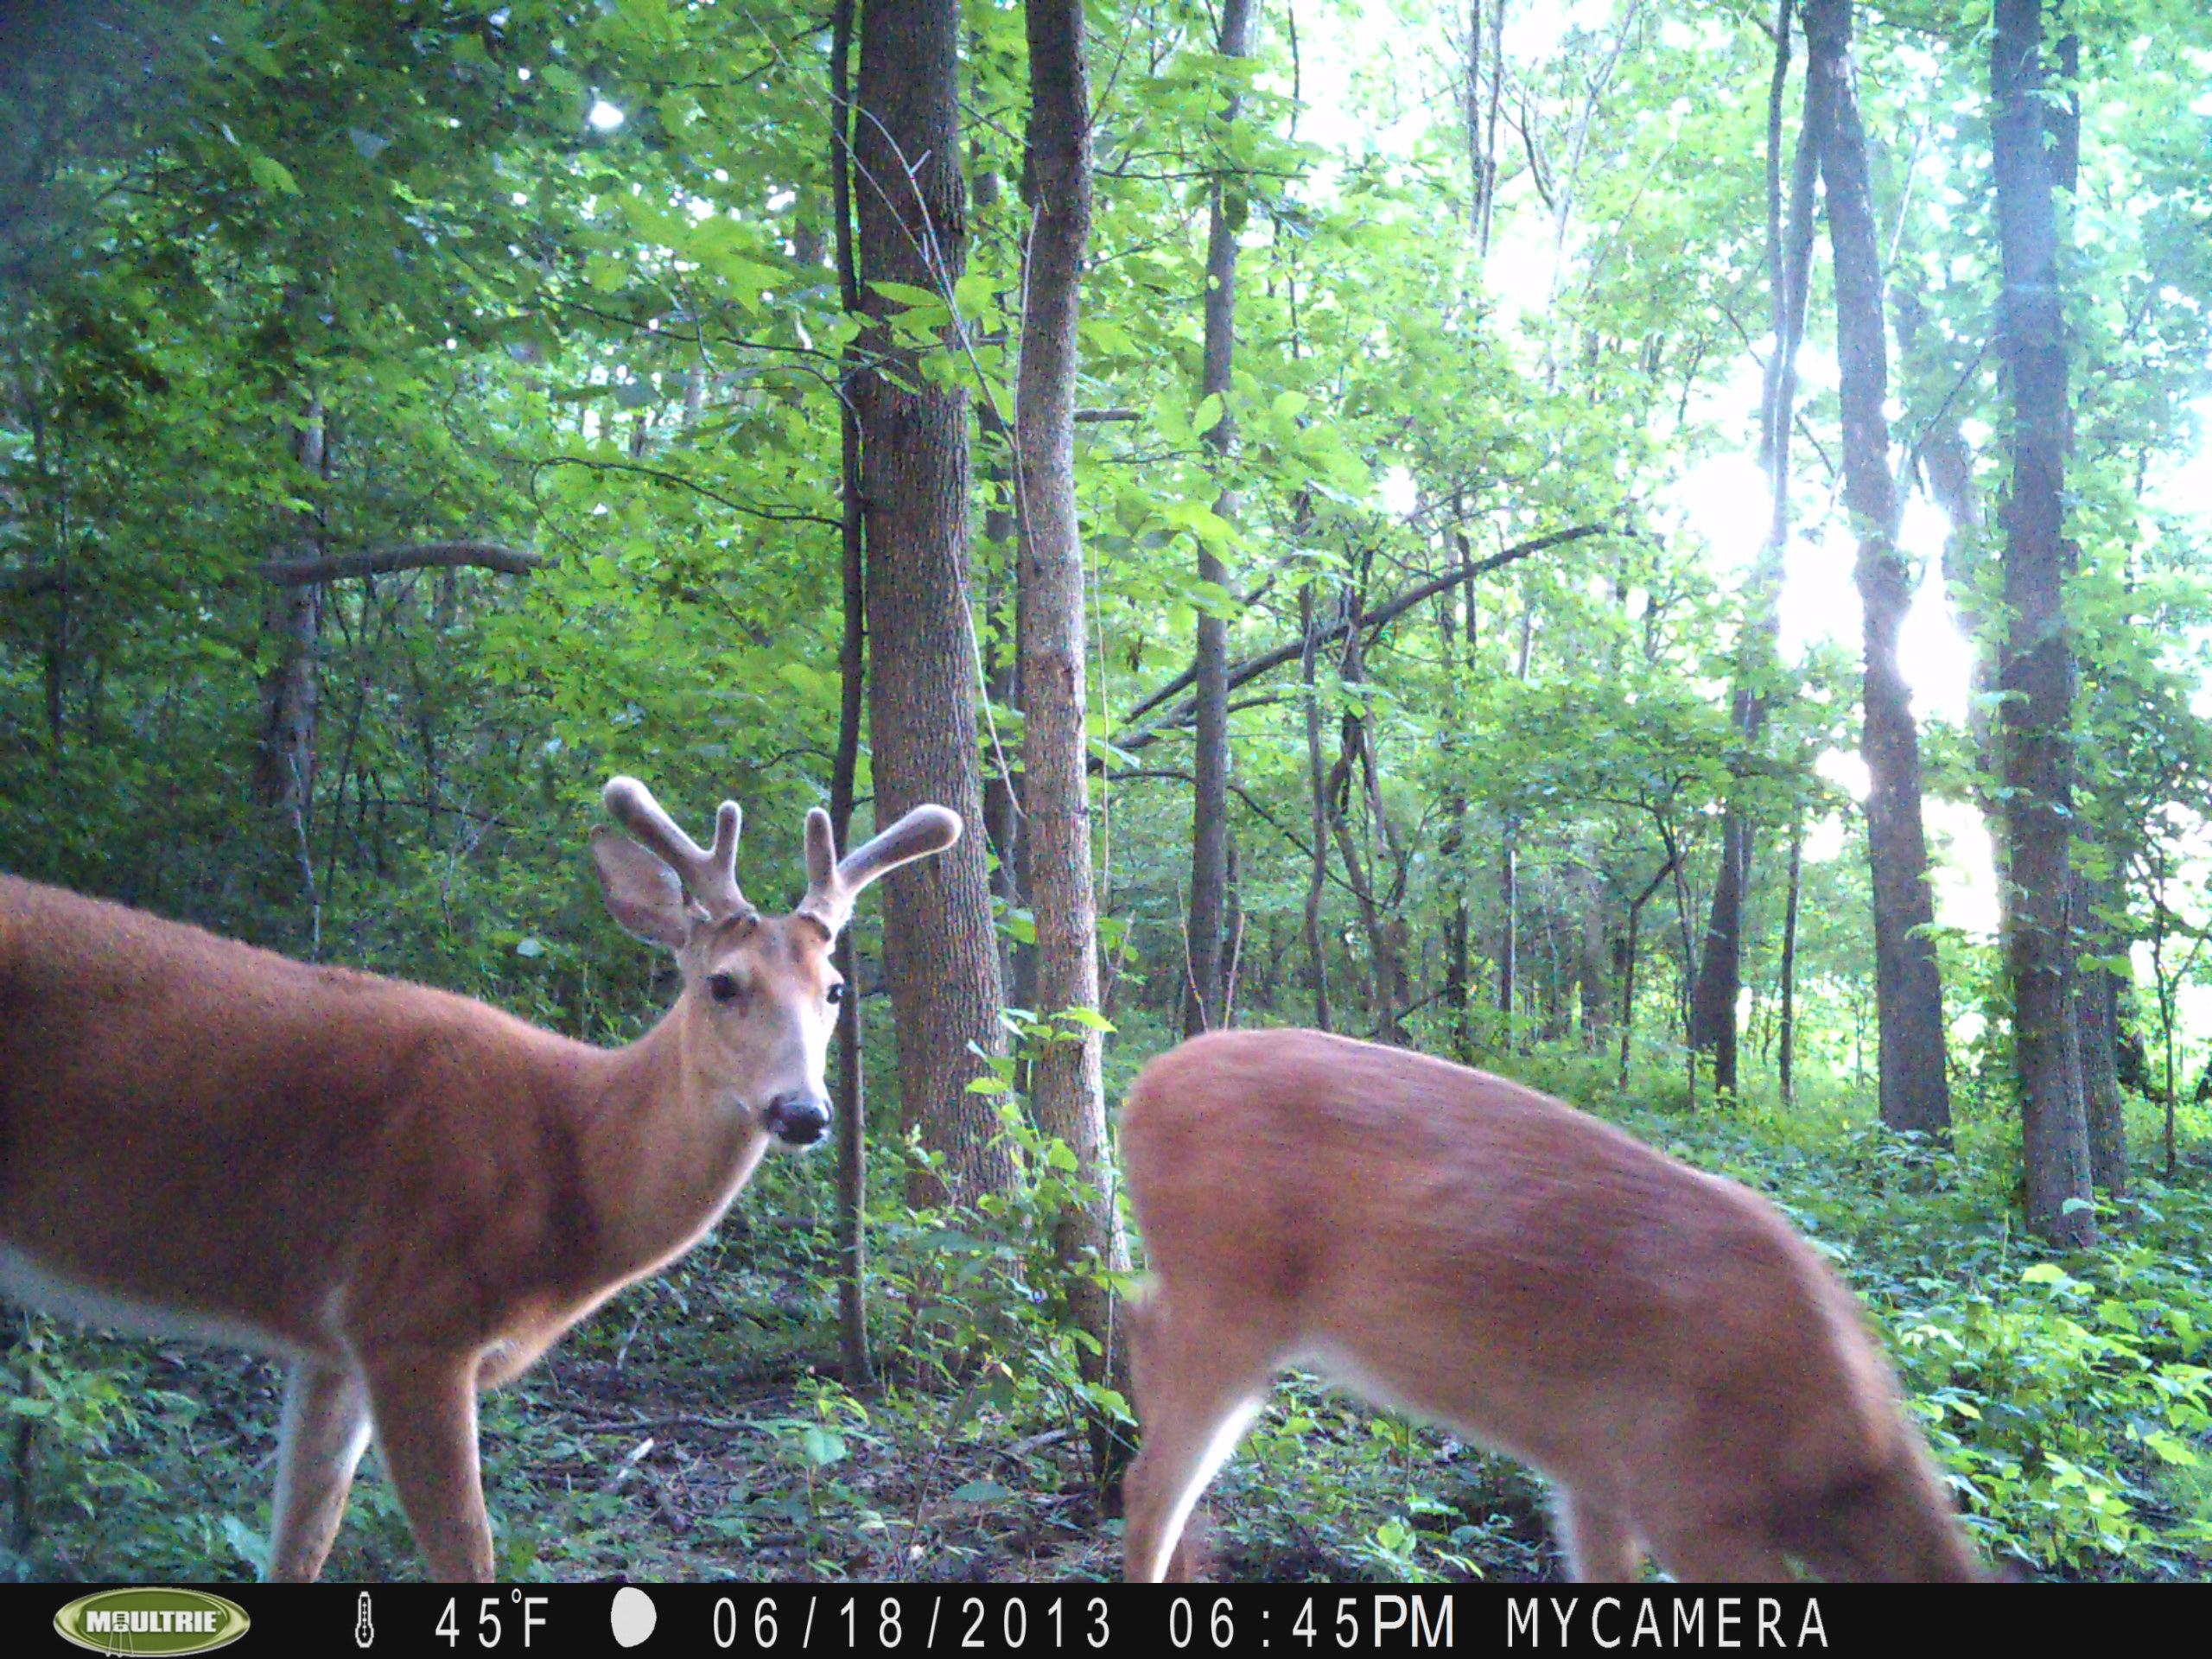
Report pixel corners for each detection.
[258,541,544,586]
[1114,524,1608,750]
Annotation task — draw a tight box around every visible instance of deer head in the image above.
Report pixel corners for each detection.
[590,777,959,1147]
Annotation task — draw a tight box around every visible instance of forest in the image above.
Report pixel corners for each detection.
[3,0,2210,1585]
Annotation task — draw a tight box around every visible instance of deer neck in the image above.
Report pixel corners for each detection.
[573,1014,772,1286]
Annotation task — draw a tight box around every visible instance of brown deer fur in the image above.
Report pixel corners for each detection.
[0,779,957,1581]
[1121,1029,1984,1582]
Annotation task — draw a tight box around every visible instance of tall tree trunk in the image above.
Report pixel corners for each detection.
[1617,856,1676,1091]
[1496,832,1517,1041]
[1686,811,1749,1094]
[1181,0,1254,1039]
[855,0,1014,1205]
[1578,855,1610,1052]
[1993,0,2094,1245]
[976,398,1036,1020]
[1300,582,1334,1032]
[1687,0,1808,1099]
[1478,0,1507,257]
[827,0,874,1389]
[1778,815,1803,1106]
[1497,594,1535,1048]
[2074,861,2129,1193]
[1436,550,1471,1054]
[255,405,327,823]
[1016,0,1127,1478]
[1807,0,1952,1139]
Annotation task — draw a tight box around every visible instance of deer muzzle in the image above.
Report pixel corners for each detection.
[762,1091,830,1147]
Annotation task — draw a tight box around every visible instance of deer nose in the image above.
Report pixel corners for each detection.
[763,1091,830,1147]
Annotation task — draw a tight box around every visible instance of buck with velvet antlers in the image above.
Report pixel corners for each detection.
[0,777,957,1581]
[1121,1029,1986,1583]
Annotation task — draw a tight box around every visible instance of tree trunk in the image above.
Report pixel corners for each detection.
[1993,0,2094,1245]
[1477,0,1506,257]
[1578,855,1610,1052]
[827,0,873,1388]
[1778,816,1803,1106]
[1687,813,1749,1093]
[1617,855,1675,1091]
[976,397,1035,1020]
[1181,0,1254,1039]
[1687,0,1808,1099]
[1497,594,1535,1048]
[2074,863,2129,1194]
[1807,0,1952,1139]
[1436,552,1471,1054]
[1300,582,1334,1033]
[1016,0,1128,1478]
[855,0,1014,1205]
[255,405,327,823]
[1496,833,1516,1042]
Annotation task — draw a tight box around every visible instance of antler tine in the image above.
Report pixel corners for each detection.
[601,776,750,921]
[797,804,962,936]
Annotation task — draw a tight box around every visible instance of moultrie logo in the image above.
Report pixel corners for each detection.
[52,1587,252,1656]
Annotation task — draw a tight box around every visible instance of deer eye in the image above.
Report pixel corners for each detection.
[826,982,845,1006]
[708,973,741,1005]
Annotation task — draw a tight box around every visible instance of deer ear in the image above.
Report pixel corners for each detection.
[593,833,690,949]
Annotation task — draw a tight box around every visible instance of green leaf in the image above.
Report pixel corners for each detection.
[245,153,301,196]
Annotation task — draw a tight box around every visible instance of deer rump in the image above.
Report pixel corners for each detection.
[1120,1029,1982,1583]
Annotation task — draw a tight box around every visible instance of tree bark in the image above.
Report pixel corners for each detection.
[1687,0,1808,1098]
[254,405,327,836]
[827,0,874,1389]
[855,0,1014,1205]
[1993,0,2094,1245]
[1477,0,1507,257]
[1778,816,1803,1106]
[1300,582,1335,1033]
[1807,0,1952,1138]
[1181,0,1255,1039]
[1577,855,1610,1052]
[1437,534,1472,1053]
[1617,855,1677,1091]
[1326,721,1406,1041]
[2074,861,2129,1194]
[1016,0,1128,1478]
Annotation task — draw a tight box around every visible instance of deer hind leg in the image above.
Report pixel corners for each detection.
[1554,1491,1645,1582]
[267,1358,372,1582]
[361,1351,494,1582]
[1123,1299,1275,1583]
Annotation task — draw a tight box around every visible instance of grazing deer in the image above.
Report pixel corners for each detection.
[0,777,957,1581]
[1120,1029,1985,1583]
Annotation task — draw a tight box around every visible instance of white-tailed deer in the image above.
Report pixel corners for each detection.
[1121,1030,1985,1583]
[0,777,957,1581]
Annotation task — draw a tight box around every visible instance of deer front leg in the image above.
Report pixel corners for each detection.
[362,1351,493,1582]
[267,1358,372,1582]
